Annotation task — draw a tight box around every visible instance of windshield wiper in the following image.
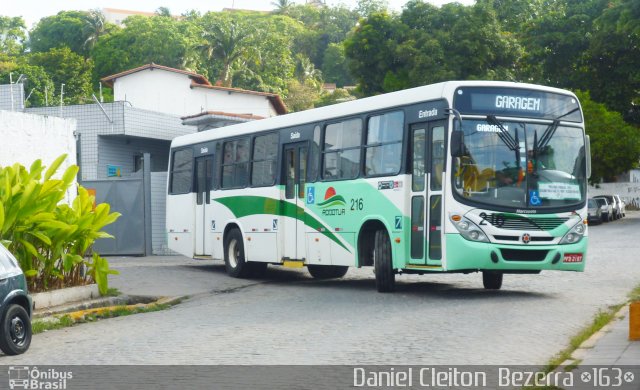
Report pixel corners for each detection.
[535,119,559,153]
[487,115,519,151]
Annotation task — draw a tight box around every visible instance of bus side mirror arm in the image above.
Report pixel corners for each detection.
[446,108,464,157]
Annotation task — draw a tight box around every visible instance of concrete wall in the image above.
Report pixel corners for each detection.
[191,85,278,118]
[113,68,278,118]
[590,183,640,209]
[0,110,77,202]
[26,102,193,181]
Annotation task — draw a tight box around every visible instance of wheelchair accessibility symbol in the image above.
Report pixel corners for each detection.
[306,187,315,204]
[529,190,542,206]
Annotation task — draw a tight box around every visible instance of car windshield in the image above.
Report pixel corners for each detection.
[588,199,597,208]
[453,118,587,210]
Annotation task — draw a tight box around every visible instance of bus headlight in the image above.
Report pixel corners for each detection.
[559,221,586,245]
[450,215,489,243]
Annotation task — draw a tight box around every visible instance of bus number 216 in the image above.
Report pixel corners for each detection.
[351,198,364,211]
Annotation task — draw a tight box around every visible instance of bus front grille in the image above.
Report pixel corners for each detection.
[482,214,569,231]
[500,249,549,262]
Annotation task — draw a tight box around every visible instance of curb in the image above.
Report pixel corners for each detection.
[37,295,187,322]
[32,284,100,311]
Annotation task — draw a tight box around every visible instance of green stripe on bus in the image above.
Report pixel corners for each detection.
[214,196,351,252]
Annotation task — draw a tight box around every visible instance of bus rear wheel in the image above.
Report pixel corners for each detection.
[224,229,252,278]
[482,271,503,290]
[374,229,395,292]
[307,265,348,279]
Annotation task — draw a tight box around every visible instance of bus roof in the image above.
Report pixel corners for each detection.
[171,80,577,148]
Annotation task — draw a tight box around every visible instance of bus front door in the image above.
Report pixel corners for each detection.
[282,142,308,262]
[409,121,445,266]
[194,155,213,256]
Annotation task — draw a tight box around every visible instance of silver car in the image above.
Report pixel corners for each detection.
[587,198,602,225]
[613,194,626,218]
[593,197,613,222]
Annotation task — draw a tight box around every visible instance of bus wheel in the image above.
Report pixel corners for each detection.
[0,304,32,355]
[307,265,348,279]
[482,271,503,290]
[374,229,395,292]
[224,229,250,278]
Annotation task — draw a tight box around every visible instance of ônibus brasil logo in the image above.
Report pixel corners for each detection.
[317,187,346,216]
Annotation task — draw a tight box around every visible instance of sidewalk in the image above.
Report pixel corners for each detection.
[572,305,640,365]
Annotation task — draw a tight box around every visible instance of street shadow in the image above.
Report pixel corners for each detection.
[180,262,551,301]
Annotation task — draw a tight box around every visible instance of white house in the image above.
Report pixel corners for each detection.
[100,63,287,120]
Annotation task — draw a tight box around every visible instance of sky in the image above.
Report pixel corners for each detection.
[5,0,475,28]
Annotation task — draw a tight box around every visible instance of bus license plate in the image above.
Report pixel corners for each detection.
[563,253,583,263]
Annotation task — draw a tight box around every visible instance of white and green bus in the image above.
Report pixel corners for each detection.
[167,81,590,292]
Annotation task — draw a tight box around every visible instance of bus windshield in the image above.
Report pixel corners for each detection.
[453,118,587,210]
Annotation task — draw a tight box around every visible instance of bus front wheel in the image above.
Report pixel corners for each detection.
[482,271,503,290]
[308,265,348,279]
[374,229,395,292]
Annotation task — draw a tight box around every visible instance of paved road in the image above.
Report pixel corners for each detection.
[3,212,640,365]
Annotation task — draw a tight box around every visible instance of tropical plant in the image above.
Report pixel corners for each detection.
[0,155,120,294]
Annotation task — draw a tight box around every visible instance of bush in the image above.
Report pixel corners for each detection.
[0,155,120,294]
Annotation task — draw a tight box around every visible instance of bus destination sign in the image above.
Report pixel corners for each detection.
[454,87,582,122]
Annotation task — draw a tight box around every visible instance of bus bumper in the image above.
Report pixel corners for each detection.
[444,234,586,272]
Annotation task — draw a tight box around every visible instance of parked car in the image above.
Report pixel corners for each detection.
[613,194,626,218]
[0,244,31,355]
[587,198,603,225]
[595,195,621,220]
[593,197,613,222]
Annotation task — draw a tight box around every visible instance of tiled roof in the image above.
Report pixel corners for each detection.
[100,63,287,115]
[181,111,266,121]
[100,63,211,87]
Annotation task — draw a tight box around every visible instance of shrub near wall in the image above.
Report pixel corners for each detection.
[0,154,120,294]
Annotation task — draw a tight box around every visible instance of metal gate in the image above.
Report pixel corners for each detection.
[82,177,147,256]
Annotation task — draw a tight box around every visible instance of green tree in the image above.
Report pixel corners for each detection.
[355,0,390,17]
[271,0,296,15]
[322,43,354,87]
[198,13,254,87]
[82,9,109,55]
[585,0,640,124]
[343,11,406,95]
[284,79,320,112]
[0,61,54,107]
[28,47,94,105]
[286,4,359,69]
[92,15,200,81]
[576,91,640,183]
[0,16,26,56]
[29,11,93,57]
[520,0,609,88]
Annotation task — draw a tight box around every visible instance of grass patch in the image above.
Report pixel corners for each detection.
[628,285,640,303]
[32,300,178,334]
[104,287,121,297]
[544,303,625,373]
[32,315,74,334]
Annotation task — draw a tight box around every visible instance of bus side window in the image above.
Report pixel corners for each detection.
[323,119,362,180]
[169,148,193,194]
[251,133,278,186]
[365,111,403,176]
[307,125,321,182]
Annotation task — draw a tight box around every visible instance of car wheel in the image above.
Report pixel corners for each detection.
[482,271,503,290]
[0,304,31,355]
[374,229,395,292]
[307,265,348,279]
